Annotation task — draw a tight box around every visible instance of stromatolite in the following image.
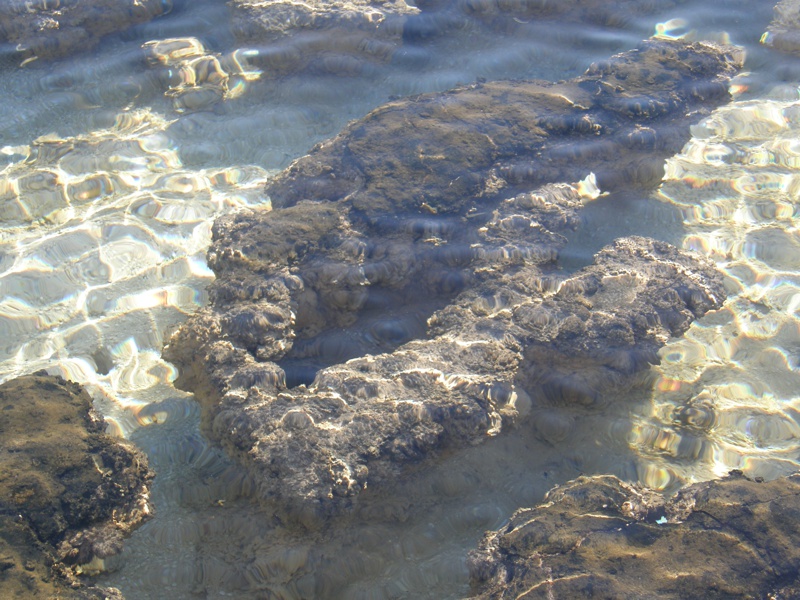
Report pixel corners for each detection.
[763,0,800,56]
[0,0,172,66]
[164,38,741,523]
[0,374,153,598]
[467,472,800,599]
[228,0,416,77]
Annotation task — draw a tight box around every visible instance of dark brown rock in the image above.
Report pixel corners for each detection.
[467,472,800,599]
[265,38,742,214]
[0,374,153,598]
[0,0,172,66]
[164,38,739,524]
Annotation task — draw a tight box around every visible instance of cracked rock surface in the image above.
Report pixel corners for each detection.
[467,472,800,600]
[0,374,153,598]
[164,38,740,523]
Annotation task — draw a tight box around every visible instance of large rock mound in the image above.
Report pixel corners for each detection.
[468,472,800,599]
[0,374,153,598]
[164,38,741,524]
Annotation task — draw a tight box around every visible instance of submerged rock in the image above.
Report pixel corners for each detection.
[467,472,800,599]
[763,0,800,56]
[164,38,740,523]
[404,0,689,41]
[142,37,263,113]
[228,0,416,76]
[0,0,171,66]
[0,374,152,598]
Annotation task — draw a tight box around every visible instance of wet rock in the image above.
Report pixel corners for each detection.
[763,0,800,56]
[467,471,800,599]
[265,38,742,212]
[164,38,740,522]
[0,0,172,66]
[228,0,416,76]
[0,373,153,598]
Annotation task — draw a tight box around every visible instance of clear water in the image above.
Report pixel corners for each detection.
[1,0,798,598]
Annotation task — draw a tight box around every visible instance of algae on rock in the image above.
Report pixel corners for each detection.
[164,38,742,523]
[468,472,800,599]
[0,374,153,598]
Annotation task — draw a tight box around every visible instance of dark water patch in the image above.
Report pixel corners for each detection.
[560,190,687,272]
[279,289,448,388]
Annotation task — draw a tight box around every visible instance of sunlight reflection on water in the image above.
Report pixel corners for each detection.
[0,108,272,435]
[0,0,792,597]
[646,95,800,485]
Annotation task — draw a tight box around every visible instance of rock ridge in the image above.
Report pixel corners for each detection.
[164,38,741,523]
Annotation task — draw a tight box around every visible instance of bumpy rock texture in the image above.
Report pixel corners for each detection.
[228,0,416,76]
[0,374,152,598]
[0,0,171,65]
[468,472,800,599]
[165,39,741,523]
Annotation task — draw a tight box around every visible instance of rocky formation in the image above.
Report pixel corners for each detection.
[164,38,741,523]
[265,39,742,212]
[467,472,800,599]
[0,374,153,598]
[0,0,171,66]
[228,0,417,77]
[763,0,800,56]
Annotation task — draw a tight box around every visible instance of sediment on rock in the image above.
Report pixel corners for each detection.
[0,374,153,599]
[467,471,800,599]
[0,0,171,66]
[164,38,740,523]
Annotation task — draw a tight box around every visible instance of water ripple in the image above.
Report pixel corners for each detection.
[0,108,271,438]
[651,96,800,483]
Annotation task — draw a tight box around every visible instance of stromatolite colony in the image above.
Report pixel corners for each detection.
[164,38,742,523]
[467,472,800,599]
[0,374,152,599]
[0,0,172,66]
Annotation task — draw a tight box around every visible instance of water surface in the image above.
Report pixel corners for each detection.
[0,0,797,598]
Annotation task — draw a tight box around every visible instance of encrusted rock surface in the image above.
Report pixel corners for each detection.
[228,0,416,76]
[265,39,742,212]
[164,38,741,523]
[467,472,800,599]
[0,374,153,598]
[0,0,171,66]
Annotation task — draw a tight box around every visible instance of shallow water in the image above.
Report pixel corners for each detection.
[0,0,797,598]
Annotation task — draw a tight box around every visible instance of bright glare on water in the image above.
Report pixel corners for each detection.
[0,0,798,598]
